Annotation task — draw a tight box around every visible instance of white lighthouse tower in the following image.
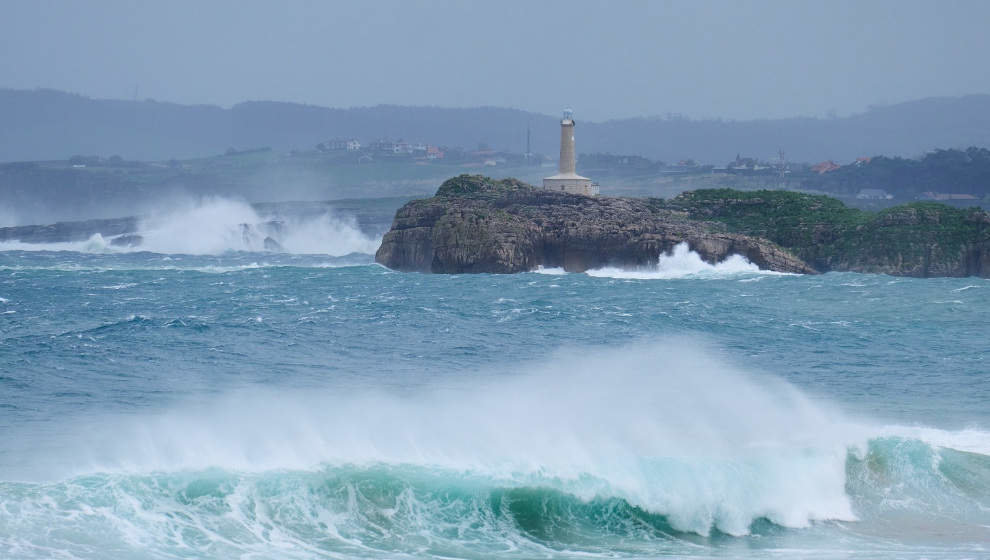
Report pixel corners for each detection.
[543,108,599,196]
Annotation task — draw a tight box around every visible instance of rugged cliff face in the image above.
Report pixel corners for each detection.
[375,175,815,274]
[660,189,990,278]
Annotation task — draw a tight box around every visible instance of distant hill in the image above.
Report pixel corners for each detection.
[1,88,990,164]
[0,89,556,163]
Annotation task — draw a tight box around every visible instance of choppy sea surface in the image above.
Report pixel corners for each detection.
[1,209,988,559]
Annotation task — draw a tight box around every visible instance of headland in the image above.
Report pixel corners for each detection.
[375,175,990,277]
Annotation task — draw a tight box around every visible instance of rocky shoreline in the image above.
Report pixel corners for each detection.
[376,175,990,277]
[376,175,814,274]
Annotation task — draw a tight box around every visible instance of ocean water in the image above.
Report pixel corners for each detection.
[1,207,989,559]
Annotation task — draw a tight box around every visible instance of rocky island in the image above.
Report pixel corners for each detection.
[376,174,990,277]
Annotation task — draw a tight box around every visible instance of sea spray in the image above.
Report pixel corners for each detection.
[3,339,990,558]
[0,196,381,255]
[0,232,115,253]
[586,242,779,279]
[136,196,380,255]
[16,339,859,536]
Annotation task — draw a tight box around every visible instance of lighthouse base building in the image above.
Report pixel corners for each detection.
[543,173,598,196]
[543,109,599,196]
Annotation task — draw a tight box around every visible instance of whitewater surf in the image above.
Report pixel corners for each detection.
[1,233,988,558]
[0,196,382,256]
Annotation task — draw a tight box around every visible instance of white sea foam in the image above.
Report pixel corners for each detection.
[100,283,138,290]
[533,265,567,275]
[0,260,375,274]
[136,197,380,255]
[876,425,990,455]
[4,338,990,557]
[586,242,784,279]
[0,197,381,256]
[952,285,982,292]
[26,338,865,537]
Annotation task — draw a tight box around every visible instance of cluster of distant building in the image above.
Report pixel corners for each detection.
[855,190,977,202]
[810,156,872,174]
[312,136,551,169]
[316,138,445,160]
[720,154,874,176]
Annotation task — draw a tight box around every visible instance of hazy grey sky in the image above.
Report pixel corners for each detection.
[2,0,989,121]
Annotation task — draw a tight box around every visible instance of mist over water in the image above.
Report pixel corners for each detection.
[0,196,381,256]
[135,196,380,255]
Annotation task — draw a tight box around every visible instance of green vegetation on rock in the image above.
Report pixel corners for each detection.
[434,174,533,198]
[658,189,990,276]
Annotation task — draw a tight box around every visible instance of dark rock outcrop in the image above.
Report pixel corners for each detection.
[263,236,283,252]
[109,234,143,248]
[375,175,815,274]
[661,189,990,278]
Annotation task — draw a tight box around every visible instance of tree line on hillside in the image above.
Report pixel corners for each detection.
[803,147,990,199]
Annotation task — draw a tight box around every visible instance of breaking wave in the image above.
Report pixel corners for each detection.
[3,339,988,558]
[587,242,782,279]
[0,197,381,256]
